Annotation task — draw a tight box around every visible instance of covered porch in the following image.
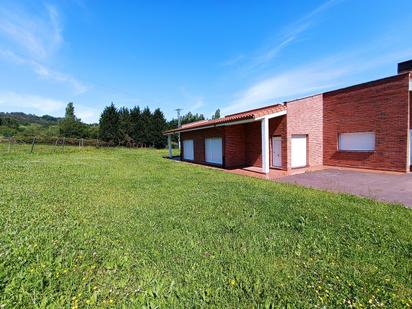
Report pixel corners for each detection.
[165,106,289,174]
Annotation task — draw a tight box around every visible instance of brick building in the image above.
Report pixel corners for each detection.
[164,61,412,173]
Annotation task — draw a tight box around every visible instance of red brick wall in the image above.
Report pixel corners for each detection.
[269,116,287,169]
[224,124,246,168]
[180,127,224,164]
[238,115,287,169]
[244,122,262,167]
[286,95,323,169]
[409,74,411,167]
[323,74,410,172]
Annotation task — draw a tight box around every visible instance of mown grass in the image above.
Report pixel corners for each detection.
[0,145,411,307]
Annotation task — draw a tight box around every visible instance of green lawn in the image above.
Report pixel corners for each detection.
[0,146,411,307]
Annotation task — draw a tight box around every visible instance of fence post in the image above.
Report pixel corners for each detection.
[30,137,36,153]
[79,139,81,149]
[62,137,65,152]
[96,138,99,148]
[7,137,11,153]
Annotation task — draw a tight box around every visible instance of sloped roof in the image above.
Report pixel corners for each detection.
[164,103,286,134]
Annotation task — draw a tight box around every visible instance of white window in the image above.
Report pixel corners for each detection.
[205,137,223,165]
[338,132,375,151]
[183,139,194,160]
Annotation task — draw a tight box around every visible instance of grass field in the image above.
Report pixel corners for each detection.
[0,145,411,307]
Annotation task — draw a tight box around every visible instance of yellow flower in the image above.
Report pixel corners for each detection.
[229,279,236,286]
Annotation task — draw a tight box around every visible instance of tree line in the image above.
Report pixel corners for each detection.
[99,103,167,148]
[1,102,221,148]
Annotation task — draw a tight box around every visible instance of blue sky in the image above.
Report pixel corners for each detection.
[0,0,411,123]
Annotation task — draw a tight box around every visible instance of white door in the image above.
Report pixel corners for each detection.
[183,139,194,160]
[272,137,282,167]
[205,137,223,165]
[291,135,307,168]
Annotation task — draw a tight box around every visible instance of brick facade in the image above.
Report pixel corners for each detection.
[323,74,410,172]
[181,127,224,164]
[178,73,411,173]
[269,116,287,169]
[286,95,323,170]
[244,122,262,167]
[409,80,411,168]
[224,124,246,168]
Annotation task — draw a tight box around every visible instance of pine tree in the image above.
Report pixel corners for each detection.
[59,102,85,137]
[65,103,75,119]
[99,103,120,145]
[140,107,152,147]
[118,107,131,146]
[152,108,167,148]
[212,108,221,120]
[166,112,205,143]
[130,106,143,146]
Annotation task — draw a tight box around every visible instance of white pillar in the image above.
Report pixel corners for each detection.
[261,117,269,174]
[168,135,173,158]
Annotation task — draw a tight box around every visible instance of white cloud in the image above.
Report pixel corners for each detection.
[0,92,65,114]
[46,5,63,49]
[222,48,412,115]
[258,0,342,64]
[31,62,89,95]
[179,87,205,113]
[76,105,101,123]
[191,98,205,111]
[222,62,343,115]
[0,4,63,60]
[0,49,89,95]
[0,4,89,96]
[220,54,245,67]
[0,92,101,123]
[223,0,343,70]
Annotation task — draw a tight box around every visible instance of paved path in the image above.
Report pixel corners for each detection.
[277,169,412,208]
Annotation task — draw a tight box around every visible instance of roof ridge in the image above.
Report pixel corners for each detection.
[225,103,283,117]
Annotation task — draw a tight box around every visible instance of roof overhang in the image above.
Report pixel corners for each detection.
[164,110,287,135]
[254,110,287,120]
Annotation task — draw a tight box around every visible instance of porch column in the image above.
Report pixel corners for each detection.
[168,135,173,158]
[261,117,270,174]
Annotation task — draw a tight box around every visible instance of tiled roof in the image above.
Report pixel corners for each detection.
[164,103,286,134]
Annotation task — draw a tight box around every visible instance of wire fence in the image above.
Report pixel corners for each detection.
[0,136,178,155]
[0,136,121,154]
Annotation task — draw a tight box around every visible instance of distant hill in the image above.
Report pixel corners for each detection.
[0,112,62,126]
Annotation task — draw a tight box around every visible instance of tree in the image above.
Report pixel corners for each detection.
[118,107,131,146]
[65,102,75,119]
[85,124,99,139]
[130,106,143,145]
[59,102,85,137]
[0,117,19,129]
[99,103,120,145]
[166,112,205,143]
[212,108,221,120]
[140,107,152,147]
[167,112,205,129]
[151,108,167,148]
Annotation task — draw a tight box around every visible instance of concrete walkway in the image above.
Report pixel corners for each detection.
[277,169,412,208]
